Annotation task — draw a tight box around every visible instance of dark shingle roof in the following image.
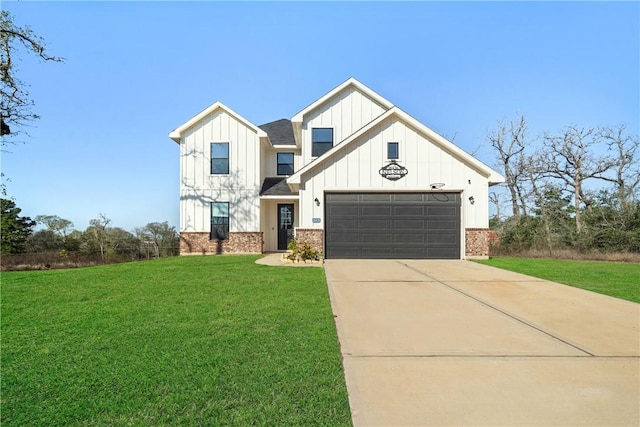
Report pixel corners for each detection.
[260,177,298,196]
[258,119,296,146]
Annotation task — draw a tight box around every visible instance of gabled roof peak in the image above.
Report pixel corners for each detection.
[169,101,267,143]
[291,77,394,123]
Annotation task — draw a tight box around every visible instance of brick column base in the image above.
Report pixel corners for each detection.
[180,232,263,255]
[465,228,490,259]
[295,229,324,256]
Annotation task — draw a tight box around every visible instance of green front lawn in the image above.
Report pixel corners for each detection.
[476,257,640,304]
[1,256,351,426]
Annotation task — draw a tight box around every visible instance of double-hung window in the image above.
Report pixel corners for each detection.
[210,202,229,240]
[387,142,399,160]
[277,152,294,176]
[211,142,229,174]
[312,128,333,157]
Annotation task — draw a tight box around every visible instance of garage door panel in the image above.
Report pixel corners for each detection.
[426,232,458,244]
[427,193,460,203]
[325,192,461,259]
[394,219,425,230]
[426,219,458,230]
[394,233,425,244]
[331,218,360,232]
[394,247,426,258]
[361,194,393,202]
[361,234,393,243]
[329,205,359,216]
[360,219,392,229]
[394,193,424,202]
[427,206,459,216]
[328,232,361,243]
[328,194,359,202]
[361,247,393,258]
[361,206,392,216]
[394,206,425,216]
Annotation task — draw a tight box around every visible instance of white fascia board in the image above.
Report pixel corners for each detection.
[394,109,505,184]
[168,101,267,143]
[287,107,505,185]
[291,77,394,123]
[271,145,300,151]
[259,195,299,200]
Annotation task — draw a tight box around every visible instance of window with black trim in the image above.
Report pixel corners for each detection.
[277,152,294,176]
[210,202,229,240]
[211,142,229,174]
[312,128,333,157]
[387,142,399,160]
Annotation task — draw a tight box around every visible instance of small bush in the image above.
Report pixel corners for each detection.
[298,242,319,262]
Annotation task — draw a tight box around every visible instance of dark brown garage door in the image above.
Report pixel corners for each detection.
[325,193,461,259]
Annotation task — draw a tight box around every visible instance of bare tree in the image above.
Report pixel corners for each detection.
[88,213,111,262]
[488,115,529,219]
[541,126,616,233]
[598,124,640,208]
[1,10,64,140]
[488,191,501,222]
[523,152,555,250]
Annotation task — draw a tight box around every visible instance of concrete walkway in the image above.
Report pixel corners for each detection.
[325,259,640,426]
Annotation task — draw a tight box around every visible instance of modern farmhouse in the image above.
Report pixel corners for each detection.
[169,78,504,259]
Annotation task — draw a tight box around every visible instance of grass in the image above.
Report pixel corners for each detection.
[475,257,640,304]
[1,256,352,426]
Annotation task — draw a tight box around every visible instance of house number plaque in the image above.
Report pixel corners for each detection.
[379,161,408,181]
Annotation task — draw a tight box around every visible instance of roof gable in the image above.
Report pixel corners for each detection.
[291,77,393,123]
[169,101,267,143]
[287,107,505,185]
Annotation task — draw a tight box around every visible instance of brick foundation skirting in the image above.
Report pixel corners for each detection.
[180,232,263,255]
[465,228,490,258]
[295,229,324,255]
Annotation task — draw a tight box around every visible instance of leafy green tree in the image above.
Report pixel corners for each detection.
[26,229,64,252]
[142,221,179,257]
[1,198,35,254]
[583,191,640,252]
[35,214,73,238]
[107,227,138,260]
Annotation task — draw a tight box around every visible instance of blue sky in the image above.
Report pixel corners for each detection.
[2,1,638,232]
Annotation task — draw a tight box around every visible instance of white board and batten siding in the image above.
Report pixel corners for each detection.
[297,115,490,230]
[301,87,389,165]
[180,109,261,233]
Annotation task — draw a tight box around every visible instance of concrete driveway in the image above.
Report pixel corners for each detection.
[324,259,640,426]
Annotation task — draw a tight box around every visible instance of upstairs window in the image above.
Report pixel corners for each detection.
[387,142,399,160]
[277,152,294,176]
[312,128,333,157]
[210,202,229,240]
[211,142,229,174]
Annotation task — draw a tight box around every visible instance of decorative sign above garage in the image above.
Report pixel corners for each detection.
[379,161,408,181]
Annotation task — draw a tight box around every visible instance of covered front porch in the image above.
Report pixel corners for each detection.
[259,177,300,252]
[260,198,299,252]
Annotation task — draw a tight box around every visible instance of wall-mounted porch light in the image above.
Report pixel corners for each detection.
[468,196,475,205]
[314,197,320,206]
